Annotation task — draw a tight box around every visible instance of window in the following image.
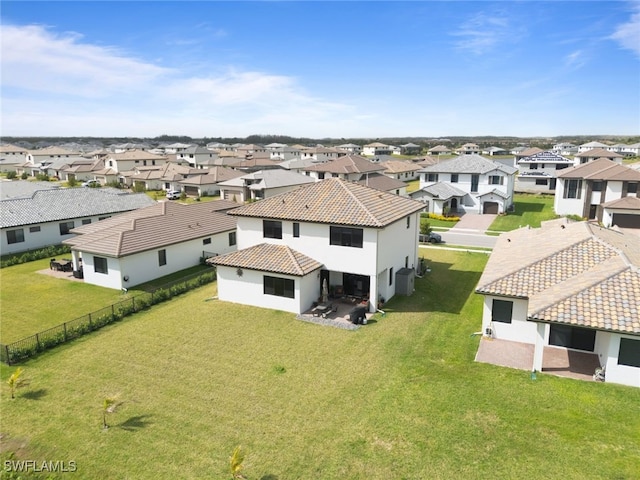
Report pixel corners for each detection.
[293,222,300,238]
[426,173,439,182]
[6,228,24,244]
[627,182,638,194]
[389,267,393,286]
[263,220,283,239]
[264,275,295,298]
[82,219,92,225]
[489,175,504,185]
[330,226,363,248]
[535,179,548,186]
[618,338,640,367]
[228,231,236,246]
[405,256,409,268]
[530,163,538,170]
[563,179,582,199]
[98,216,110,221]
[203,238,212,245]
[406,216,410,229]
[592,181,603,192]
[451,174,459,183]
[158,249,167,266]
[59,221,74,235]
[556,164,569,170]
[29,226,41,233]
[471,174,479,193]
[491,299,513,323]
[94,256,108,274]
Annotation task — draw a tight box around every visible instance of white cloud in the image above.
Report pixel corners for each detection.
[451,12,512,55]
[610,6,640,58]
[565,50,587,69]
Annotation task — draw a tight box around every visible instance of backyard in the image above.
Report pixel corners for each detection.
[1,250,639,479]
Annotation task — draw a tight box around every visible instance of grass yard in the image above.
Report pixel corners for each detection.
[0,260,210,343]
[2,250,639,479]
[488,193,558,231]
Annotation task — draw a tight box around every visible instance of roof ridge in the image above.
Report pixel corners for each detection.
[283,245,304,276]
[339,179,381,226]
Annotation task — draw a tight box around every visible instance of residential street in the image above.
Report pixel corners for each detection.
[438,229,498,249]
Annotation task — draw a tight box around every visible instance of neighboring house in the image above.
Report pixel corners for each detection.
[22,146,80,177]
[208,178,425,315]
[400,143,421,155]
[176,146,220,168]
[552,142,576,155]
[427,145,451,156]
[356,172,408,196]
[228,156,283,173]
[217,169,315,202]
[416,154,517,214]
[0,180,59,200]
[554,158,640,226]
[0,144,29,172]
[178,167,244,197]
[621,143,640,157]
[515,151,573,194]
[409,182,467,215]
[574,148,623,165]
[380,160,422,181]
[269,146,302,162]
[299,146,344,162]
[120,163,200,192]
[455,143,480,155]
[0,188,156,255]
[577,141,609,153]
[103,150,168,174]
[362,142,392,156]
[64,200,237,290]
[483,146,508,156]
[475,219,640,388]
[302,154,385,181]
[337,143,363,154]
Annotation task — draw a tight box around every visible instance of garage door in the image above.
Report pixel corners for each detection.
[483,202,499,214]
[612,214,640,228]
[184,186,199,196]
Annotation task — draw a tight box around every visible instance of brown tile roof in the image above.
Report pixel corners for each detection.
[356,173,407,192]
[602,196,640,210]
[107,150,168,161]
[515,147,544,157]
[576,148,623,158]
[304,154,386,174]
[556,158,640,181]
[65,201,237,257]
[228,177,425,227]
[476,220,640,335]
[207,243,322,276]
[381,160,422,174]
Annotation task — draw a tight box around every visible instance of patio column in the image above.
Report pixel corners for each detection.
[71,250,81,271]
[369,274,378,313]
[533,322,545,372]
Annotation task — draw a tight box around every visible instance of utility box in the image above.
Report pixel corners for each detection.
[395,268,415,296]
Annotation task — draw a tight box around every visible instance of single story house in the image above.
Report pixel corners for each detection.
[64,200,238,289]
[475,219,640,388]
[218,169,316,203]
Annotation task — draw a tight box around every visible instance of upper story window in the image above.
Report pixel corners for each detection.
[450,174,459,182]
[330,226,363,248]
[59,221,75,235]
[293,222,300,238]
[426,173,439,182]
[592,181,603,192]
[488,175,504,185]
[263,220,282,239]
[203,237,212,245]
[563,179,582,199]
[406,216,410,229]
[626,182,638,194]
[158,249,167,266]
[229,231,237,246]
[82,219,92,225]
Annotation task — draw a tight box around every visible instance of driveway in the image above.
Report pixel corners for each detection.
[450,212,497,232]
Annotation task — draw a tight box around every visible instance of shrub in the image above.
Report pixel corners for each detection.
[428,213,461,222]
[6,171,17,179]
[67,177,78,187]
[1,244,71,268]
[35,173,50,182]
[20,172,28,179]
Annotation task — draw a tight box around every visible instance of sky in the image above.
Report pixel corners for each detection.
[1,1,639,139]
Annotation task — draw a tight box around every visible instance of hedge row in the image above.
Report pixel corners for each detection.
[1,244,72,268]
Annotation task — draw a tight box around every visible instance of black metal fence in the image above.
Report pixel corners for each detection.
[0,269,216,365]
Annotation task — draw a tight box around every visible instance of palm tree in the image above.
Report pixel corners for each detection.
[7,367,24,399]
[229,446,245,479]
[102,396,118,429]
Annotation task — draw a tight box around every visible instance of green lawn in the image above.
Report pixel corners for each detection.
[0,260,210,343]
[2,250,638,479]
[488,193,558,231]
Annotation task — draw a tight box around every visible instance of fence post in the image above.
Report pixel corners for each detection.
[132,296,136,311]
[36,333,41,351]
[88,312,92,329]
[4,344,11,365]
[112,303,115,319]
[63,322,67,341]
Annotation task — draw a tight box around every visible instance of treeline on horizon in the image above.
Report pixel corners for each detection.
[3,133,639,149]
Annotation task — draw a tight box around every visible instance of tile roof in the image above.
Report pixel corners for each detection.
[356,172,407,192]
[515,147,544,157]
[207,243,322,276]
[420,154,517,175]
[556,158,640,181]
[107,150,168,161]
[218,169,315,190]
[228,177,425,227]
[602,196,640,210]
[476,220,640,335]
[413,182,467,200]
[0,180,60,200]
[304,154,386,174]
[517,151,572,163]
[381,160,422,173]
[576,148,622,158]
[28,146,79,156]
[65,201,237,257]
[1,188,157,228]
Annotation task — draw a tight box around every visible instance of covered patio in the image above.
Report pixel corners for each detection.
[298,296,375,330]
[476,337,601,382]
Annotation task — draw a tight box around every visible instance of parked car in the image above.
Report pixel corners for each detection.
[81,179,100,188]
[166,190,181,200]
[419,232,442,244]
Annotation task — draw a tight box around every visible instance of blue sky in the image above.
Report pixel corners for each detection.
[1,1,639,138]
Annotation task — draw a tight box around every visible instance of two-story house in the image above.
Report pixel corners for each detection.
[515,150,574,193]
[574,148,623,165]
[454,143,480,155]
[302,154,385,181]
[208,178,425,315]
[217,169,315,203]
[380,160,422,182]
[176,145,220,169]
[0,144,29,172]
[362,142,392,156]
[554,158,640,227]
[413,154,517,214]
[475,219,640,388]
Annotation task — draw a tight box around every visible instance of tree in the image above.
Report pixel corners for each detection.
[7,367,24,399]
[102,396,119,429]
[420,217,432,236]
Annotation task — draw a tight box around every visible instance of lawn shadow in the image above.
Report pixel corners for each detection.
[515,201,545,214]
[260,475,279,480]
[118,414,153,431]
[21,388,48,400]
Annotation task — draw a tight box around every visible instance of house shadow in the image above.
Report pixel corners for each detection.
[260,475,279,480]
[118,414,153,431]
[514,200,545,214]
[381,258,483,315]
[21,388,48,400]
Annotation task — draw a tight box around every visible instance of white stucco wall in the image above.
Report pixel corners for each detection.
[599,333,640,388]
[554,178,585,216]
[481,296,535,342]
